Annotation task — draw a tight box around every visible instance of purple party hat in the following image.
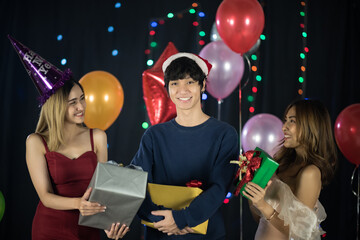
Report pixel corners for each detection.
[8,35,72,105]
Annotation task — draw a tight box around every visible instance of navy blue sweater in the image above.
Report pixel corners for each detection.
[131,118,238,239]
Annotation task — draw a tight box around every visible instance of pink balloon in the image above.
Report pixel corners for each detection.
[241,113,284,157]
[199,40,244,100]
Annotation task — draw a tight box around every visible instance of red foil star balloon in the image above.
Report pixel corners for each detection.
[143,42,178,125]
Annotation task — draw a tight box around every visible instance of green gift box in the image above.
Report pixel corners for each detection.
[241,147,279,198]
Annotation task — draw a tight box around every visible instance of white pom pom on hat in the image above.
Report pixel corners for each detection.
[162,52,212,76]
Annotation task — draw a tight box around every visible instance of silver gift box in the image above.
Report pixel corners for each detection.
[78,162,148,230]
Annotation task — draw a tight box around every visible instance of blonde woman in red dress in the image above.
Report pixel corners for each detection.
[9,35,128,240]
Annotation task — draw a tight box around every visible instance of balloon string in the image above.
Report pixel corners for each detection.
[239,85,243,240]
[238,52,250,240]
[240,54,251,90]
[352,165,360,240]
[217,99,223,120]
[351,165,359,197]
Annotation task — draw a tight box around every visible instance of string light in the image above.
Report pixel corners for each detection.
[246,34,265,116]
[202,92,208,100]
[146,59,154,66]
[57,34,63,41]
[142,122,149,129]
[298,0,308,96]
[112,49,118,56]
[223,191,232,204]
[108,26,114,32]
[60,58,67,65]
[146,2,205,64]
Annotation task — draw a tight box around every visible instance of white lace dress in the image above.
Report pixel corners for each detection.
[254,178,326,240]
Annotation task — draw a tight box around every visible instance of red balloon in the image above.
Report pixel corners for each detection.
[334,104,360,165]
[142,42,178,125]
[216,0,265,54]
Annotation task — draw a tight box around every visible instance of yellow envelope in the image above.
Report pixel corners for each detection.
[141,183,208,235]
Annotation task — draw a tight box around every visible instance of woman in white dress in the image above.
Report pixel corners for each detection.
[244,99,337,240]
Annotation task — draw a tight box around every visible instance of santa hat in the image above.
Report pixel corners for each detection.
[8,35,72,106]
[162,52,212,76]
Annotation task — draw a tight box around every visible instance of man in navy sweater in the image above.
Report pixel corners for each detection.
[131,53,239,239]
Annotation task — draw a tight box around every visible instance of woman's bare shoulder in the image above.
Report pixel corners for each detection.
[26,133,43,145]
[92,128,106,136]
[299,164,321,178]
[92,128,107,143]
[26,133,46,154]
[296,164,322,188]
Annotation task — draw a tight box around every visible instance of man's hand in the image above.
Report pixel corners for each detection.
[104,223,129,239]
[152,210,180,235]
[175,227,194,235]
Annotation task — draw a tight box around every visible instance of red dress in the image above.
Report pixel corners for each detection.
[32,129,100,240]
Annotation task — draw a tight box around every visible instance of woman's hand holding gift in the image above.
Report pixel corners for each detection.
[243,181,276,220]
[78,187,106,216]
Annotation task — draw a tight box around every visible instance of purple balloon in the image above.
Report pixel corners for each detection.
[199,40,244,100]
[241,113,284,157]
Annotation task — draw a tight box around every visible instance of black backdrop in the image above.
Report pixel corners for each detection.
[1,0,359,239]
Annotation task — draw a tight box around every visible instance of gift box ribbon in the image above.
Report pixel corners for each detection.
[230,150,262,196]
[186,180,203,188]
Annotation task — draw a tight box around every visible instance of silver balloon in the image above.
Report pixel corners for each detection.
[245,38,261,56]
[210,22,222,42]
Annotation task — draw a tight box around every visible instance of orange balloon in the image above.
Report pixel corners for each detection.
[79,71,124,130]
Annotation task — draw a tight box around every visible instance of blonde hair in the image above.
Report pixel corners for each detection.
[274,99,337,186]
[35,80,83,151]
